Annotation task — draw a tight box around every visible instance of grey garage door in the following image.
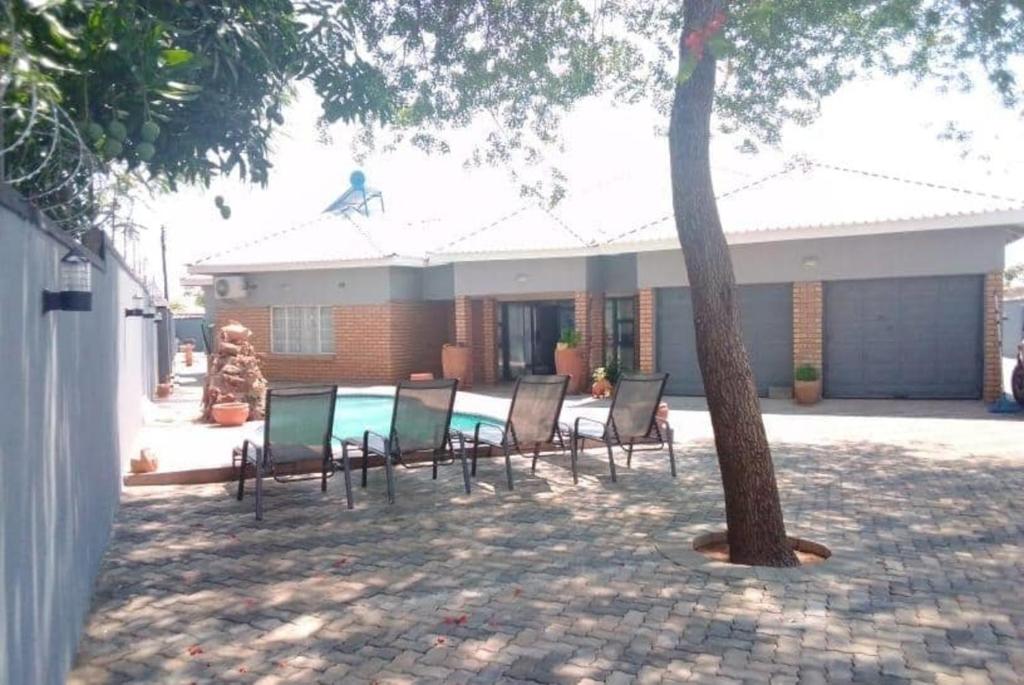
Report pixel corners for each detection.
[824,276,983,399]
[656,285,793,396]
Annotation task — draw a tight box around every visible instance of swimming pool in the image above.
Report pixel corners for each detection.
[333,394,502,442]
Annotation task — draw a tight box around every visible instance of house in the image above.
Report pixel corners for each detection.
[189,160,1024,401]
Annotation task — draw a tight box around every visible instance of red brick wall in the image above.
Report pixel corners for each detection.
[217,301,451,384]
[453,296,474,387]
[637,289,655,373]
[983,272,1003,403]
[793,281,823,373]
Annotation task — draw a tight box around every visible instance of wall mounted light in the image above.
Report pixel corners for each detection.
[125,294,144,317]
[801,255,819,269]
[514,273,529,284]
[142,300,156,319]
[43,246,93,313]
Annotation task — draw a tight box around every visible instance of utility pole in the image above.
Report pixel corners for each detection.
[160,224,169,300]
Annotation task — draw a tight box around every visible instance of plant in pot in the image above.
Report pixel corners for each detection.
[793,364,822,405]
[591,367,612,398]
[554,327,586,394]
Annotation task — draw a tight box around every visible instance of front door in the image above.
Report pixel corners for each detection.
[500,301,574,379]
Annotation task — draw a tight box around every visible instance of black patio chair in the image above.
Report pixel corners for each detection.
[570,372,674,482]
[236,385,343,521]
[459,374,571,491]
[339,379,469,504]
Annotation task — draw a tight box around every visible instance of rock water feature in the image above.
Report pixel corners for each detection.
[201,321,267,423]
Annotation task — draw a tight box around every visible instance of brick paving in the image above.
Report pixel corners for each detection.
[71,405,1024,684]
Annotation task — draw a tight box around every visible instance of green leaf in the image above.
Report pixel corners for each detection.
[160,48,194,67]
[707,34,733,59]
[677,53,698,84]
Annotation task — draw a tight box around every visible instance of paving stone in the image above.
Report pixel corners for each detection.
[66,419,1024,684]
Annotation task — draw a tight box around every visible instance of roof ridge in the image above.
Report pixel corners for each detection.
[539,205,596,247]
[191,212,333,265]
[429,205,531,254]
[341,212,390,258]
[807,160,1024,204]
[600,162,798,245]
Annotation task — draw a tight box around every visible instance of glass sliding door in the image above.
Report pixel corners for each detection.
[604,297,636,372]
[500,300,575,380]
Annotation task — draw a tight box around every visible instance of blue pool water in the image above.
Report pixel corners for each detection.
[333,394,502,442]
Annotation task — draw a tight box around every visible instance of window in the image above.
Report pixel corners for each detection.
[604,297,636,371]
[271,306,334,354]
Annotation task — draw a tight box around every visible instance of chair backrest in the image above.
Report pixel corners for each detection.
[264,386,338,460]
[608,373,668,441]
[506,375,569,446]
[390,379,458,453]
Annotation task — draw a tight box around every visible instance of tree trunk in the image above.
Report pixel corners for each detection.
[668,0,798,567]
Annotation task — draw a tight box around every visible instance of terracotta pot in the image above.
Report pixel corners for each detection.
[130,448,159,474]
[793,379,822,405]
[656,401,670,422]
[211,402,251,426]
[555,347,586,394]
[442,344,472,388]
[156,382,173,398]
[183,343,194,367]
[410,372,435,381]
[591,378,612,399]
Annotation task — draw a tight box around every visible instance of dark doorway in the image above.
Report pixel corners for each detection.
[500,300,574,379]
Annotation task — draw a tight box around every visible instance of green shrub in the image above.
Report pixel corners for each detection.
[559,327,581,348]
[605,359,621,384]
[794,364,819,382]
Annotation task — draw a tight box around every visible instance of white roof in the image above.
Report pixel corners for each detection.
[189,159,1024,273]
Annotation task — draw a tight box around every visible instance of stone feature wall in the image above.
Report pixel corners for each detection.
[217,301,452,384]
[792,281,823,373]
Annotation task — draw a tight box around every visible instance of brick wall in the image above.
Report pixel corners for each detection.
[637,288,655,373]
[217,301,451,384]
[983,272,1003,403]
[573,292,605,379]
[453,296,474,387]
[480,298,498,385]
[792,281,823,373]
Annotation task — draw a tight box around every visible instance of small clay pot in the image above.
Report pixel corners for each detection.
[156,382,173,399]
[211,402,250,426]
[183,343,194,367]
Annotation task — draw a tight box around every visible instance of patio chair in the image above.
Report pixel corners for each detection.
[340,379,469,504]
[236,385,344,521]
[459,374,571,491]
[570,372,674,483]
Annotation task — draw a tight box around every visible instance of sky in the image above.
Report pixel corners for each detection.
[129,72,1024,302]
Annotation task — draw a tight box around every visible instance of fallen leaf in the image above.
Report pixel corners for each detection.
[436,637,446,644]
[238,667,247,673]
[512,588,522,597]
[332,558,348,568]
[187,645,204,657]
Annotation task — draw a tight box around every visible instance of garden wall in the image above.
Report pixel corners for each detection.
[0,186,158,685]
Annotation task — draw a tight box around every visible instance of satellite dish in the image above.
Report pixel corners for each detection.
[350,169,366,191]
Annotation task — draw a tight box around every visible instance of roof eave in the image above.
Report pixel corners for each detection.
[189,255,427,274]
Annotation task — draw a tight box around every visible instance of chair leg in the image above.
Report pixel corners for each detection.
[236,461,246,501]
[570,435,579,485]
[531,445,539,474]
[254,461,264,521]
[342,444,354,509]
[503,443,514,491]
[667,426,677,478]
[384,452,396,504]
[432,452,439,480]
[626,441,634,468]
[321,455,329,492]
[471,442,478,477]
[606,441,618,483]
[458,438,471,494]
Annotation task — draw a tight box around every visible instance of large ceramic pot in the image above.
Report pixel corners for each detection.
[793,379,822,405]
[442,344,473,388]
[211,402,251,426]
[555,346,586,394]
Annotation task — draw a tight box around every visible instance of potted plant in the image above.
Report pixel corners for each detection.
[554,327,586,394]
[793,364,822,405]
[591,367,612,398]
[211,401,251,426]
[442,342,472,388]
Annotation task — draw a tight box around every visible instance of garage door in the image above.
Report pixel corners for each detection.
[656,285,793,396]
[824,276,983,399]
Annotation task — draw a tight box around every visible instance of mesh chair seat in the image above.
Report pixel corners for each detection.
[361,432,388,456]
[236,385,341,521]
[473,423,507,446]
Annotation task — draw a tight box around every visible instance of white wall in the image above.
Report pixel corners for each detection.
[0,188,157,685]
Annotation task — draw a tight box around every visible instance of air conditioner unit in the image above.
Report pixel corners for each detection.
[213,276,248,300]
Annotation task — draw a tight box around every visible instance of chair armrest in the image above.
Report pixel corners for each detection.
[573,415,607,434]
